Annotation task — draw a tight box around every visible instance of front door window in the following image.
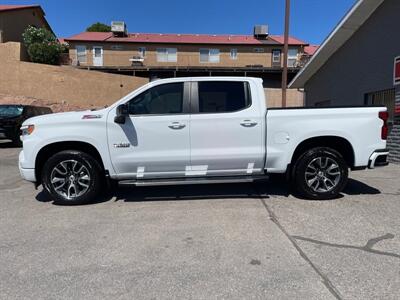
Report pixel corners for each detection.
[128,83,183,115]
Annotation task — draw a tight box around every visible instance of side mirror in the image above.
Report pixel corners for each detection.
[114,104,128,124]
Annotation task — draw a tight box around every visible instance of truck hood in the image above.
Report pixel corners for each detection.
[22,108,108,126]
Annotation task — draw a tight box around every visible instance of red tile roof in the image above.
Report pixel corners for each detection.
[0,4,40,12]
[65,31,308,46]
[268,35,308,46]
[304,45,319,55]
[66,31,113,42]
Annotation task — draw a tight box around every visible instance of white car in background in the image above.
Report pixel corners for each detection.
[18,77,389,205]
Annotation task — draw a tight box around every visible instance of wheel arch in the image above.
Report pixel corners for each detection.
[35,141,105,185]
[290,136,355,171]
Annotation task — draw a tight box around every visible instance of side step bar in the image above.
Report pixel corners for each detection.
[119,175,269,187]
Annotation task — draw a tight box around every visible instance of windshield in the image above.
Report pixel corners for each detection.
[0,105,24,117]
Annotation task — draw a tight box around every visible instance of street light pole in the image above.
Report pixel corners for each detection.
[282,0,291,107]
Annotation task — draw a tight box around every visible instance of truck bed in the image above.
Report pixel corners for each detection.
[265,106,387,173]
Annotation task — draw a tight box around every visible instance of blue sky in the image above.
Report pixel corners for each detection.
[7,0,356,45]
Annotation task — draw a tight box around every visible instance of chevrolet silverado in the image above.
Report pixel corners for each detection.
[18,77,389,204]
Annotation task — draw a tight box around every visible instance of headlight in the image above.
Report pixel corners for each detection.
[20,124,35,136]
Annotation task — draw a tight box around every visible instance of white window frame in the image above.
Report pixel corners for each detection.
[272,49,281,63]
[156,48,177,62]
[199,48,220,63]
[287,48,298,67]
[92,46,103,66]
[230,48,238,60]
[76,45,87,64]
[138,47,146,58]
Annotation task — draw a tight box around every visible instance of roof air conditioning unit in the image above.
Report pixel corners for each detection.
[111,21,127,37]
[254,25,269,39]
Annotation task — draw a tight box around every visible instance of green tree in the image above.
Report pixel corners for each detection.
[22,26,63,65]
[86,22,111,32]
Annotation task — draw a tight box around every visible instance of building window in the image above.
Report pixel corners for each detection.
[138,47,146,57]
[254,48,265,53]
[287,48,298,67]
[76,45,87,63]
[365,88,395,131]
[230,49,238,60]
[272,49,281,63]
[157,48,177,62]
[199,48,220,63]
[111,45,123,50]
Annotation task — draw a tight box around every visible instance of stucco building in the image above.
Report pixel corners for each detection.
[289,0,400,162]
[64,25,313,91]
[0,5,53,44]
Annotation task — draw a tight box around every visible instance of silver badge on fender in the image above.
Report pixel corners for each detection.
[113,143,130,148]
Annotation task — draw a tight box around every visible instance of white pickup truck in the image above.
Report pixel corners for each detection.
[19,77,389,205]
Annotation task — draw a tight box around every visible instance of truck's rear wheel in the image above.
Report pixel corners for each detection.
[293,147,348,200]
[42,150,103,205]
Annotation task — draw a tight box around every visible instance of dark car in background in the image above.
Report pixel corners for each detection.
[0,105,52,146]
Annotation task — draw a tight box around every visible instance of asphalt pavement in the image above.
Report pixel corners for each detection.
[1,140,399,299]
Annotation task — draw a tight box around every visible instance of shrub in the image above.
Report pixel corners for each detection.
[22,26,63,65]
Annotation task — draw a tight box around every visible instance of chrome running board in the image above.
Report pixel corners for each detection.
[118,175,268,187]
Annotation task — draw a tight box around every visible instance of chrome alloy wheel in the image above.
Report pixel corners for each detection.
[50,160,91,200]
[305,156,341,193]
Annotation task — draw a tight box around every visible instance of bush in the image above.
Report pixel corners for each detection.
[26,43,62,65]
[22,26,64,65]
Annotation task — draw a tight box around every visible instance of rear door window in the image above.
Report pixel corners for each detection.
[196,81,251,113]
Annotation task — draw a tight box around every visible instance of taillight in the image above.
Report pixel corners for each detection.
[379,111,389,140]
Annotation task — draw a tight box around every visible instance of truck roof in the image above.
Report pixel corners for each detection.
[149,76,263,84]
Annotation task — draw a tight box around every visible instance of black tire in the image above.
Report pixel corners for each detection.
[292,147,348,200]
[42,150,104,205]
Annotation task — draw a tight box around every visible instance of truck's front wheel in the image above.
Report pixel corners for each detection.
[293,147,348,200]
[42,150,103,205]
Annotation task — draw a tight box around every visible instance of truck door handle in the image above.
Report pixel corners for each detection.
[168,122,186,129]
[240,120,258,127]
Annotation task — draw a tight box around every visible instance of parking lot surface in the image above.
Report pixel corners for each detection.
[1,141,400,299]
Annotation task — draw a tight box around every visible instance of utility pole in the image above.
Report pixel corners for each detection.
[282,0,291,107]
